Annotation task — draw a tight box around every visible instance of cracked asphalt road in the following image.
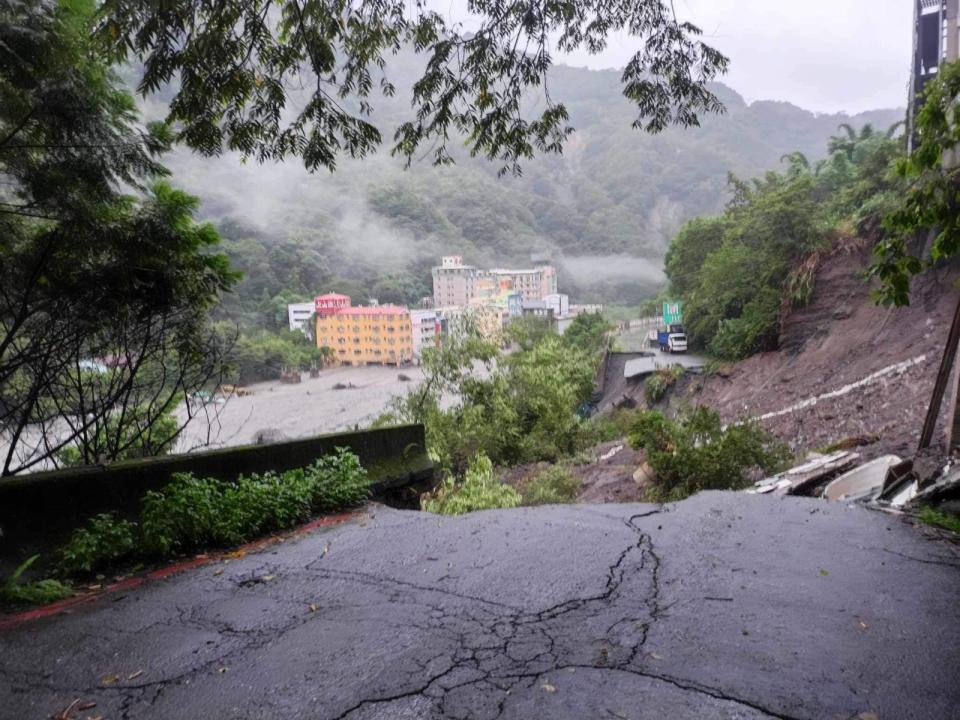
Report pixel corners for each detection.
[2,492,959,720]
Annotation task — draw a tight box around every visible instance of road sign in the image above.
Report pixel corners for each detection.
[662,301,683,325]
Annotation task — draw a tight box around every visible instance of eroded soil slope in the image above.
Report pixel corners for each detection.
[687,245,958,459]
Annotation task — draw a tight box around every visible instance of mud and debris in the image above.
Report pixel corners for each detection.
[2,495,958,720]
[499,441,649,505]
[637,252,960,463]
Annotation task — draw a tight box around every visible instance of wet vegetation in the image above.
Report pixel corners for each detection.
[380,314,612,475]
[1,556,72,605]
[55,449,369,576]
[918,506,960,535]
[644,365,686,405]
[629,407,792,501]
[421,454,522,516]
[664,123,905,360]
[519,466,582,506]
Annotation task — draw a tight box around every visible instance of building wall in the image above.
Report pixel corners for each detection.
[435,306,466,339]
[409,309,439,358]
[432,264,482,307]
[316,308,412,367]
[488,266,558,302]
[571,303,604,316]
[540,266,558,297]
[910,0,960,153]
[287,302,315,333]
[543,293,569,318]
[507,293,523,318]
[433,258,560,308]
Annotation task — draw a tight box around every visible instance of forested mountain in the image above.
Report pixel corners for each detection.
[156,61,903,319]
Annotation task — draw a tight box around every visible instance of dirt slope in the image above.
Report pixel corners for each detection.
[684,245,959,460]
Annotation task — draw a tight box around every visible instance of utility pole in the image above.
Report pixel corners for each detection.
[918,293,960,452]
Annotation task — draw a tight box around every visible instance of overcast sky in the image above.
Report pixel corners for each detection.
[445,0,913,115]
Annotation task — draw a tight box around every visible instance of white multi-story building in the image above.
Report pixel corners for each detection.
[542,293,570,319]
[287,302,316,334]
[409,309,439,359]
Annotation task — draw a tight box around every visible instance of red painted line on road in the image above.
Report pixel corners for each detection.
[148,556,211,580]
[0,510,360,631]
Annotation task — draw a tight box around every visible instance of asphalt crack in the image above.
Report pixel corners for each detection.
[332,508,680,719]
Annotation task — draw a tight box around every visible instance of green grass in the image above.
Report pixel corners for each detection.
[1,555,72,605]
[918,506,960,534]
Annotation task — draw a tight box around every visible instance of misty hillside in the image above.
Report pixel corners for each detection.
[157,61,903,313]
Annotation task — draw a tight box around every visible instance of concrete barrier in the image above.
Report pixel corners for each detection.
[0,424,432,566]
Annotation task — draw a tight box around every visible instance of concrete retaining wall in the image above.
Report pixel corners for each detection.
[0,424,432,565]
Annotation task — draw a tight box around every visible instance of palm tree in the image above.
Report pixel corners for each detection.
[828,123,858,160]
[780,151,811,178]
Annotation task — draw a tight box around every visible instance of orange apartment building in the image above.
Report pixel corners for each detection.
[314,294,413,367]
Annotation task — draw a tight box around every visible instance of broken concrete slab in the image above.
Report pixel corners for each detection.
[750,450,860,496]
[822,455,901,503]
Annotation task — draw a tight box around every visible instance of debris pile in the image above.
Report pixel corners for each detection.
[751,449,960,519]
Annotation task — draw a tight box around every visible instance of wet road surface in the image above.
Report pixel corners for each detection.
[2,492,959,719]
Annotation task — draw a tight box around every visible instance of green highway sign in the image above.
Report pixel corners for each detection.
[662,301,683,325]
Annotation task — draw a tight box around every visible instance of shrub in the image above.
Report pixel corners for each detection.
[60,514,138,575]
[644,366,685,405]
[584,408,636,444]
[141,473,231,555]
[644,374,669,405]
[306,447,371,510]
[382,326,599,475]
[2,555,72,605]
[708,287,782,361]
[51,449,370,575]
[140,448,370,555]
[522,466,581,506]
[629,407,792,502]
[422,453,522,515]
[217,469,315,545]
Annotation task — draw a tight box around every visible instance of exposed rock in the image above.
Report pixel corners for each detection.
[632,462,656,487]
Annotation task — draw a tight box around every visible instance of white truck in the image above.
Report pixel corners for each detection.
[647,322,688,353]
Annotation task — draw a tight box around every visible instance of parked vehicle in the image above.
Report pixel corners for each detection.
[657,323,688,353]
